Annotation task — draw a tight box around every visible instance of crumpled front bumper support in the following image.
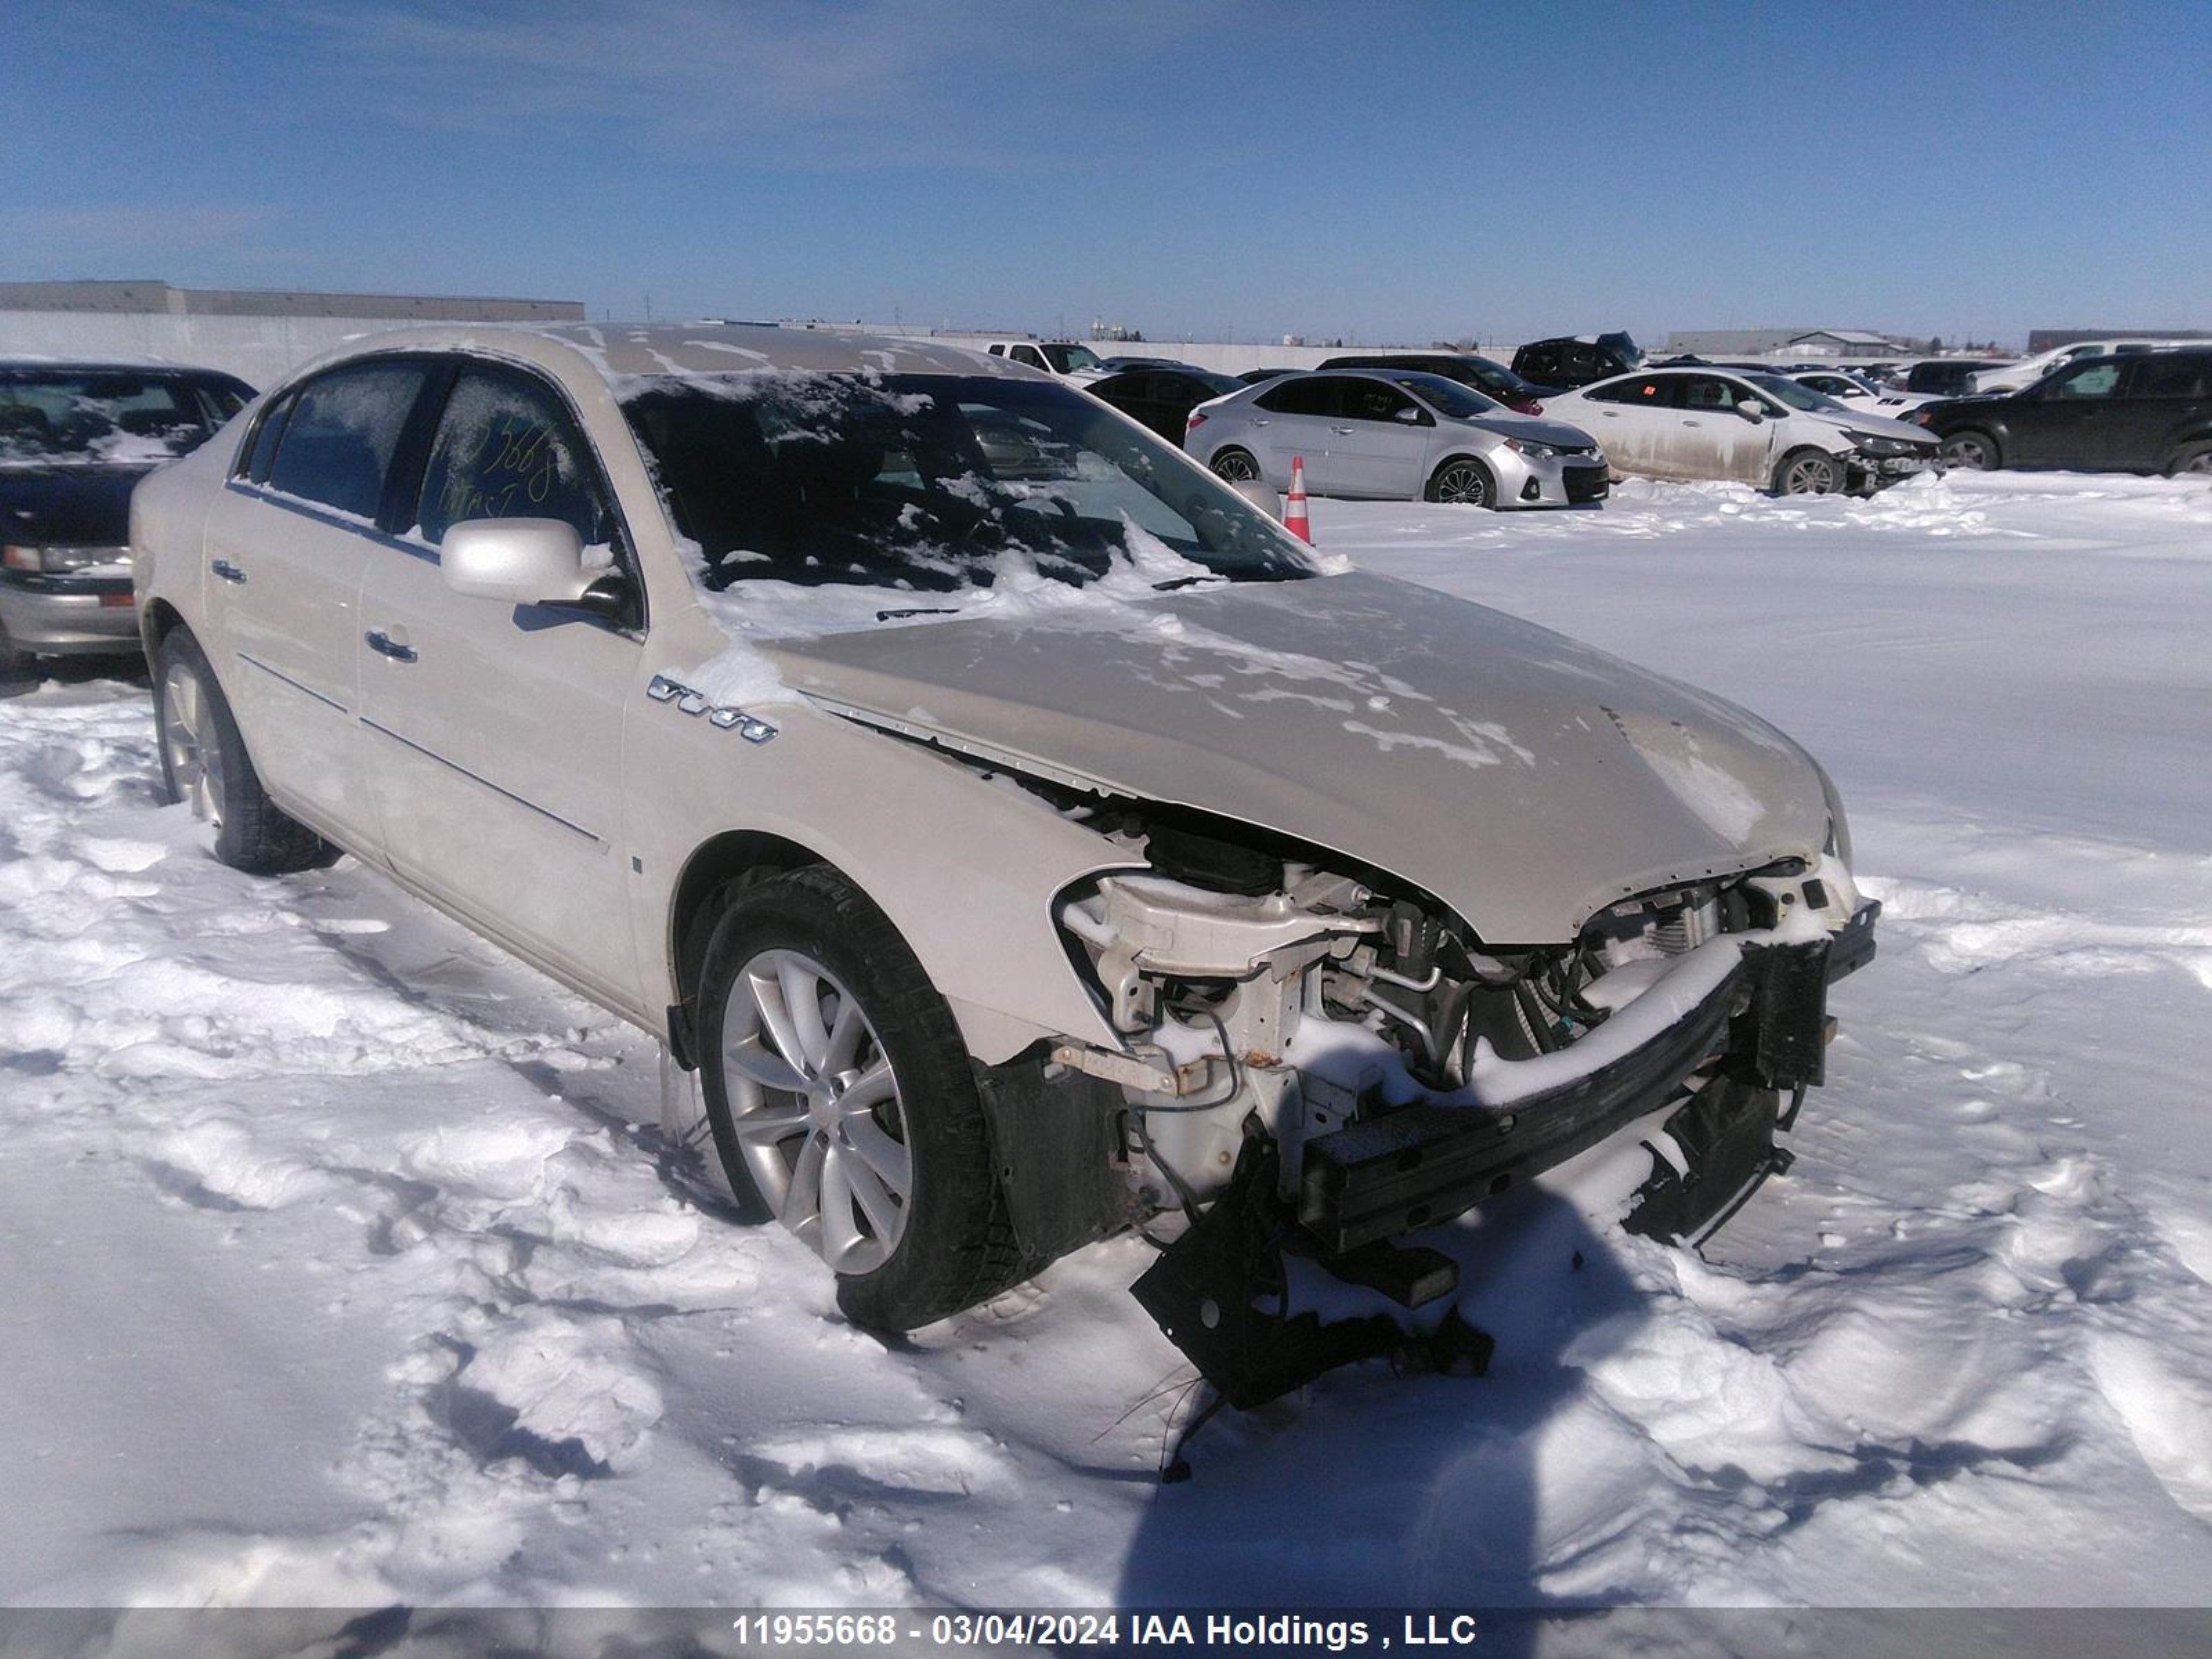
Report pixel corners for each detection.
[1296,901,1880,1255]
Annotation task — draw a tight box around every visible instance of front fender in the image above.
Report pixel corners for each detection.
[629,697,1127,1067]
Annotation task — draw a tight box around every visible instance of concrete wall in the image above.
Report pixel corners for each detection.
[0,308,1529,389]
[0,310,441,391]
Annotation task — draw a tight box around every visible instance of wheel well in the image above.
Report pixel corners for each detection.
[666,830,841,1062]
[141,597,186,660]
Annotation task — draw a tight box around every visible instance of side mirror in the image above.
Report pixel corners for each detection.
[1394,406,1423,423]
[442,518,597,606]
[1229,479,1283,521]
[1735,400,1766,421]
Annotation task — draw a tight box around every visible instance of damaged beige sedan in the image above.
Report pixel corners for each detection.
[131,325,1876,1403]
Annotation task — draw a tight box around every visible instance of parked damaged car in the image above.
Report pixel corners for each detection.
[131,325,1875,1404]
[1,360,252,675]
[1546,366,1938,495]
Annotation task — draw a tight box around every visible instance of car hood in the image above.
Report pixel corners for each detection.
[0,464,149,546]
[762,572,1830,944]
[1461,413,1599,449]
[1799,406,1932,442]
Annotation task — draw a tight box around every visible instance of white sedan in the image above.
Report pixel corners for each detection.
[1546,367,1938,494]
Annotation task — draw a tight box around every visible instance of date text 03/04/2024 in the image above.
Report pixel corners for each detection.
[727,1612,1483,1650]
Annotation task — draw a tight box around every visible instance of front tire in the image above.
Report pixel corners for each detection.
[154,628,325,874]
[695,866,1032,1331]
[1773,449,1844,495]
[1940,429,2000,470]
[1425,456,1498,507]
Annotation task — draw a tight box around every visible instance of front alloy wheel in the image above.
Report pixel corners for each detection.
[694,865,1036,1331]
[720,948,912,1275]
[1777,451,1844,495]
[1940,431,1998,470]
[1427,458,1496,507]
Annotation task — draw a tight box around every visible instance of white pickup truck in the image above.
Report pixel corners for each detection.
[981,339,1108,382]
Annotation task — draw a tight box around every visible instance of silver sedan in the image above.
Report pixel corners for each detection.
[1184,368,1609,509]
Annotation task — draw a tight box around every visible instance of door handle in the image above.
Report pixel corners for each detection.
[210,559,246,583]
[1683,420,1703,428]
[1330,425,1355,435]
[1253,418,1270,427]
[365,628,417,664]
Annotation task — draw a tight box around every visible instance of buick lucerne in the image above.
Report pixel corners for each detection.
[131,326,1876,1382]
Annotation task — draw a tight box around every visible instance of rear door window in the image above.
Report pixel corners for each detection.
[1255,377,1338,416]
[2128,355,2212,399]
[413,366,612,550]
[1586,375,1678,407]
[265,360,431,521]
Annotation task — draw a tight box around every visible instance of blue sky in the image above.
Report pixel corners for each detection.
[6,0,2209,347]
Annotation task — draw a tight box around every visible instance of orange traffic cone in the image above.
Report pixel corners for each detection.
[1285,455,1313,543]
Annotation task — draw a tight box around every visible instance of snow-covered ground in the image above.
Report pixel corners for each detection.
[3,471,2210,1632]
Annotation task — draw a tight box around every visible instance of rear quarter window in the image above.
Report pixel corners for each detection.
[264,360,430,521]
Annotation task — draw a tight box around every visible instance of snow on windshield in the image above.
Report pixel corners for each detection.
[0,375,213,466]
[613,369,1327,703]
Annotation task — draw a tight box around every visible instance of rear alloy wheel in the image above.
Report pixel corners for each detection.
[2164,441,2212,477]
[1940,430,2000,470]
[154,628,326,874]
[1774,450,1844,496]
[1427,456,1497,507]
[1208,447,1262,484]
[695,866,1036,1331]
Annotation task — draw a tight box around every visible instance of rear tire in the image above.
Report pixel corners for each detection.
[154,628,326,874]
[1208,447,1262,484]
[0,619,32,684]
[1425,456,1497,507]
[2164,440,2212,477]
[1773,449,1844,496]
[695,865,1035,1332]
[1940,429,2000,470]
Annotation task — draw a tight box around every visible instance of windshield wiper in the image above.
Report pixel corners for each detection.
[875,605,964,621]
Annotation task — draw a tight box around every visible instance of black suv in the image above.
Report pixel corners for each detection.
[1318,352,1557,412]
[1914,350,2212,475]
[1901,359,2005,398]
[1510,332,1641,389]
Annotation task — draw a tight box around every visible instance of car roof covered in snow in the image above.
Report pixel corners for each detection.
[275,321,1032,388]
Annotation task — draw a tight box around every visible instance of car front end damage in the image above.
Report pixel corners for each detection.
[1014,813,1875,1408]
[1839,429,1940,493]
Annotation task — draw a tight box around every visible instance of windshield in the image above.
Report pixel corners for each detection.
[1386,373,1498,419]
[619,372,1315,596]
[0,373,215,466]
[1040,344,1101,375]
[1745,373,1846,413]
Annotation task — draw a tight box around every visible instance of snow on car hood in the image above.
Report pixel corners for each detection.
[762,571,1830,944]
